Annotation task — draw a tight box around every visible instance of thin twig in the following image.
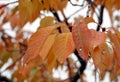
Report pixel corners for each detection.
[95,69,97,82]
[67,5,87,20]
[61,10,69,25]
[69,0,86,7]
[50,8,61,22]
[0,51,26,74]
[0,1,18,9]
[70,50,86,82]
[66,58,72,81]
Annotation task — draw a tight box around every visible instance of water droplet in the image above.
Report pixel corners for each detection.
[79,48,82,52]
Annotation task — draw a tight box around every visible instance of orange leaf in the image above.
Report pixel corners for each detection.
[52,33,75,64]
[107,30,120,64]
[83,17,95,24]
[0,8,5,16]
[74,16,95,25]
[9,13,20,29]
[24,24,61,64]
[39,34,57,60]
[46,48,57,73]
[90,43,113,79]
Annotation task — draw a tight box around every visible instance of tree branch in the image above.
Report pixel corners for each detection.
[69,0,85,7]
[0,1,18,9]
[50,8,61,22]
[96,4,104,31]
[0,76,12,82]
[67,6,87,20]
[66,58,72,79]
[70,50,86,82]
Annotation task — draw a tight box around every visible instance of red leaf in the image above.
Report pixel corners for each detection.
[72,23,90,61]
[72,23,106,61]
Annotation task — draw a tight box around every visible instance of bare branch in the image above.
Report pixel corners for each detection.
[0,1,18,9]
[96,4,104,31]
[0,76,12,82]
[67,5,87,20]
[69,0,86,7]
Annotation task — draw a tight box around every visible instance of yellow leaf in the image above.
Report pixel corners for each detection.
[40,16,55,27]
[18,0,42,26]
[52,33,75,64]
[30,0,43,22]
[18,0,32,26]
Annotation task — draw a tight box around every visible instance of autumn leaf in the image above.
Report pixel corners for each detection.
[60,23,70,33]
[18,0,42,26]
[30,0,43,22]
[83,17,95,24]
[9,13,20,29]
[72,23,90,61]
[24,24,61,64]
[52,33,75,64]
[90,43,113,79]
[39,34,57,61]
[89,29,106,48]
[74,16,95,25]
[40,16,55,27]
[18,0,32,26]
[107,29,120,66]
[12,62,31,80]
[0,8,5,16]
[50,0,68,10]
[72,23,106,61]
[46,48,57,73]
[46,33,75,71]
